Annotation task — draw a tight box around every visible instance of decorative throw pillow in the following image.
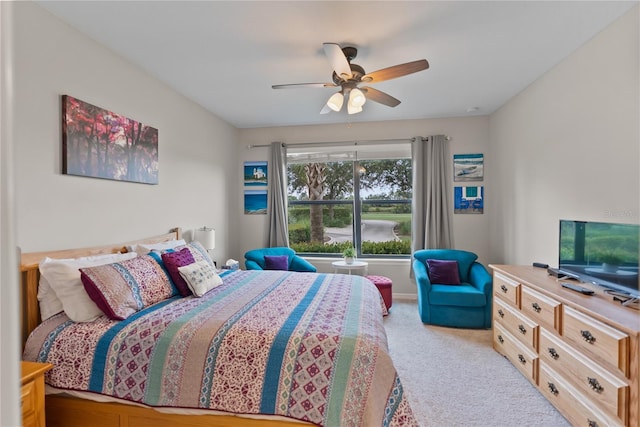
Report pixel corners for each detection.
[38,252,139,322]
[178,260,223,297]
[162,247,196,296]
[174,240,216,269]
[426,259,461,285]
[80,254,177,320]
[264,255,289,271]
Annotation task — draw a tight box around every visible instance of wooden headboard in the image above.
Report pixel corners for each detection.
[19,228,182,348]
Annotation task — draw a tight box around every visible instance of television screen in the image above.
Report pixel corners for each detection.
[559,219,639,298]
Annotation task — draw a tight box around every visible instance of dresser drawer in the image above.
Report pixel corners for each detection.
[562,306,630,377]
[521,285,561,331]
[494,272,520,307]
[494,297,538,351]
[494,322,538,383]
[540,329,629,423]
[21,380,36,419]
[539,362,624,427]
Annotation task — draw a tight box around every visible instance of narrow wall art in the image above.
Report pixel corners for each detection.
[62,95,159,184]
[243,161,268,214]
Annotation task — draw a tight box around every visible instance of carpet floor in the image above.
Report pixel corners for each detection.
[383,300,571,427]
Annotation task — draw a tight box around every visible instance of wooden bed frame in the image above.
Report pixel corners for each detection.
[20,228,305,427]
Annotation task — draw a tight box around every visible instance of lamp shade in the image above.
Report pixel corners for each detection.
[349,88,366,108]
[347,103,363,115]
[194,227,215,250]
[326,92,344,112]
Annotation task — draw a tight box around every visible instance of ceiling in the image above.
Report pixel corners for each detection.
[36,1,636,129]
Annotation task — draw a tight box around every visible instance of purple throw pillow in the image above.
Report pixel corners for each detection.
[426,259,461,285]
[162,247,196,296]
[264,255,289,271]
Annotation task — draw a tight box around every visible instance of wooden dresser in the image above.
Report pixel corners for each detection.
[490,265,639,427]
[21,361,53,427]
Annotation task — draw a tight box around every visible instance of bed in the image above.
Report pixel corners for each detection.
[20,228,417,427]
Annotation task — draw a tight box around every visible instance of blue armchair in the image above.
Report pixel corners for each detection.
[244,247,317,272]
[412,249,492,329]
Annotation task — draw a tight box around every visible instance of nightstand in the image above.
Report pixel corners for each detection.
[21,361,53,427]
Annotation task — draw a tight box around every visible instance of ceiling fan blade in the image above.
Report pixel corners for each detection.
[323,43,352,79]
[361,87,401,107]
[362,59,429,83]
[320,104,332,114]
[272,83,337,89]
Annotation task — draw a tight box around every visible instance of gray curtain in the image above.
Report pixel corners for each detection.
[268,141,289,247]
[411,135,453,254]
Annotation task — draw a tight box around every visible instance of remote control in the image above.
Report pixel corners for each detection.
[561,282,595,295]
[533,262,549,268]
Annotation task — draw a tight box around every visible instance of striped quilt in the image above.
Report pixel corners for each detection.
[23,270,417,426]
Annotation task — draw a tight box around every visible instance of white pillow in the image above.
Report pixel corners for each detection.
[178,260,223,297]
[130,239,187,255]
[38,252,138,322]
[37,275,64,321]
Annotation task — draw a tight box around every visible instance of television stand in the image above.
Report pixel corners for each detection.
[490,265,639,427]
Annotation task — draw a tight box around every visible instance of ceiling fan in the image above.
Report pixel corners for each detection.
[272,43,429,115]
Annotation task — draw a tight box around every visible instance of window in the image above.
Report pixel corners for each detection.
[286,142,412,257]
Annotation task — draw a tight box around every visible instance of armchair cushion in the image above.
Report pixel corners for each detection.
[264,255,289,271]
[426,259,461,285]
[429,284,487,307]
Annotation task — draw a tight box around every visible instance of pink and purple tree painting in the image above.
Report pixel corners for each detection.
[62,95,159,184]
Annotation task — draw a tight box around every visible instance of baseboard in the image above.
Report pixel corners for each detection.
[393,293,417,301]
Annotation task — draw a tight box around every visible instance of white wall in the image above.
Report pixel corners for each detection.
[236,116,491,295]
[12,2,239,268]
[489,6,639,266]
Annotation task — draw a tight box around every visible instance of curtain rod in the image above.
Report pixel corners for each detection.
[246,136,450,149]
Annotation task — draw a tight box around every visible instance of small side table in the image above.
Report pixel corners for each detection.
[332,260,369,276]
[21,361,53,427]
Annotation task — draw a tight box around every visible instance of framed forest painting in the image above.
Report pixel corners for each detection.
[62,95,159,184]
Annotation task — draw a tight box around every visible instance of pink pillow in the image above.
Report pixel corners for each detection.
[264,255,289,270]
[80,255,177,320]
[162,248,196,296]
[426,259,461,285]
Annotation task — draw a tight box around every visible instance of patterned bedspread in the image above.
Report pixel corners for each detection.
[24,270,417,426]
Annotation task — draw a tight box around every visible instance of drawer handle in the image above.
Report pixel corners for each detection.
[497,334,504,344]
[580,330,596,344]
[547,347,559,360]
[588,420,598,427]
[500,284,508,293]
[587,377,603,393]
[547,382,558,395]
[498,309,504,318]
[517,354,526,365]
[531,302,541,313]
[518,324,527,335]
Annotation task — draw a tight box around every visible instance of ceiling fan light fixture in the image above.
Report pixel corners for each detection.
[347,103,363,115]
[327,92,344,112]
[349,88,366,108]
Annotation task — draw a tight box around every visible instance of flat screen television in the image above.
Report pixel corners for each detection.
[558,219,639,299]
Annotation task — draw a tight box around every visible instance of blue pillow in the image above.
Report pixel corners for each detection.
[264,255,289,270]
